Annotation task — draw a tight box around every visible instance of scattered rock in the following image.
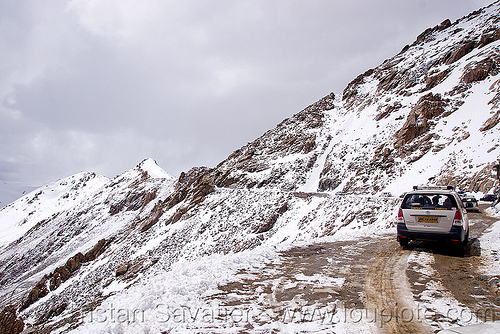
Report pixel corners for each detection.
[480,111,500,131]
[115,264,129,277]
[318,178,341,192]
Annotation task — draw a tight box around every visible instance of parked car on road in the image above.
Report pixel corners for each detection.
[397,186,469,255]
[480,194,498,202]
[461,195,480,212]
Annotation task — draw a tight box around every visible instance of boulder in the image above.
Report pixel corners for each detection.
[115,264,129,277]
[65,252,85,273]
[84,239,107,262]
[480,111,500,131]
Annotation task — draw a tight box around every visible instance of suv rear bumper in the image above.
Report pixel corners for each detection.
[397,223,466,242]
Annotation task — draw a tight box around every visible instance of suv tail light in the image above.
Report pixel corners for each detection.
[453,209,463,226]
[397,208,404,224]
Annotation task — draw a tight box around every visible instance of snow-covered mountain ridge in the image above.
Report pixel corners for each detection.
[1,2,500,333]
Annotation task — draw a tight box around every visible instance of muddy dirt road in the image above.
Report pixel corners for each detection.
[206,206,500,333]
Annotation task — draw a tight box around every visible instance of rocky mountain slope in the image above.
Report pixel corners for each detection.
[1,2,500,333]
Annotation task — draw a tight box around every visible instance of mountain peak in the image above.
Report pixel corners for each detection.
[136,158,175,180]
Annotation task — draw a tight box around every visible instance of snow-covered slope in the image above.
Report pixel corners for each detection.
[0,159,176,316]
[0,172,109,249]
[1,2,500,333]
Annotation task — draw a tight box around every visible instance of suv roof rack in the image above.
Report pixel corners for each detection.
[413,185,455,191]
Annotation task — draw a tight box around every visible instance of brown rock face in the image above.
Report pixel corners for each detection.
[394,111,426,148]
[461,57,499,84]
[444,41,477,65]
[84,238,107,262]
[425,69,451,90]
[109,190,156,215]
[478,28,500,48]
[0,306,24,334]
[21,239,109,311]
[65,252,85,272]
[480,111,500,131]
[394,93,448,148]
[412,93,447,119]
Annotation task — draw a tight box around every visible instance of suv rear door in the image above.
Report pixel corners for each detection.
[401,193,458,233]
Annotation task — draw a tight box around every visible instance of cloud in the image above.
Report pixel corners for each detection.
[0,0,494,191]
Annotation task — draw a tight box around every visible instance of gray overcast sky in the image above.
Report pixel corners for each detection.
[0,0,493,188]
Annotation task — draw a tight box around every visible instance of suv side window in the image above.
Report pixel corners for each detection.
[401,193,458,210]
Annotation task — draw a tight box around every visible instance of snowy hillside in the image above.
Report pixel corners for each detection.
[211,4,500,196]
[0,172,109,249]
[1,2,500,333]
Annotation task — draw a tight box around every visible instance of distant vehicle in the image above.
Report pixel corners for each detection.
[480,194,498,202]
[397,186,469,255]
[379,192,392,197]
[461,196,479,212]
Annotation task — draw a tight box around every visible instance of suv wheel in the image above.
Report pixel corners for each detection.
[455,232,468,257]
[399,238,409,247]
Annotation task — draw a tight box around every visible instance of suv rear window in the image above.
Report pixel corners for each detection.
[401,193,458,210]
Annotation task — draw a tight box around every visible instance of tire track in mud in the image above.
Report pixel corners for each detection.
[364,240,434,334]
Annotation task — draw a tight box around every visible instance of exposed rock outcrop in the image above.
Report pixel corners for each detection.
[461,57,500,84]
[115,264,129,277]
[0,306,24,334]
[21,239,110,311]
[394,93,448,149]
[443,40,477,65]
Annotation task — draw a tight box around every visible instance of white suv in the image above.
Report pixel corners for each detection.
[397,186,469,254]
